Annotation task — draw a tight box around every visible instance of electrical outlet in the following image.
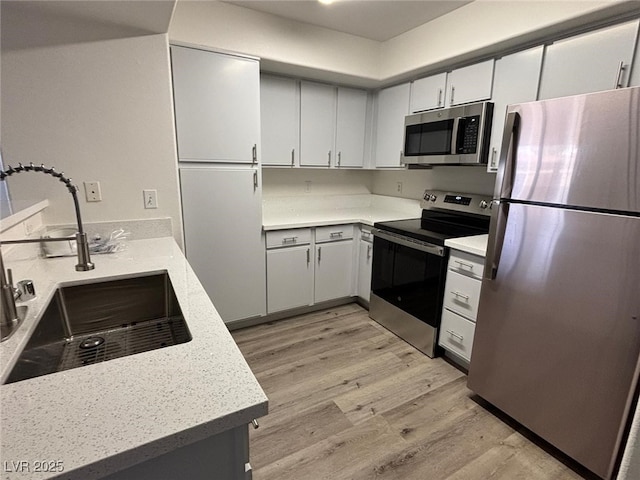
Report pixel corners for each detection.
[396,182,403,194]
[84,181,102,202]
[143,189,158,209]
[305,181,312,193]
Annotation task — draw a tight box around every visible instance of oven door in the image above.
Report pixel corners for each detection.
[371,230,447,328]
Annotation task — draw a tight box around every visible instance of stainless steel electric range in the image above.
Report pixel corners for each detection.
[370,190,491,358]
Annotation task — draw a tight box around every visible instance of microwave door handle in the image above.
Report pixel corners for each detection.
[450,117,461,154]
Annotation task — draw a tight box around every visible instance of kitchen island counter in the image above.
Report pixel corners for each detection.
[0,237,267,480]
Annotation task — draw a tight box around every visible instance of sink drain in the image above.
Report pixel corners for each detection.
[79,336,105,349]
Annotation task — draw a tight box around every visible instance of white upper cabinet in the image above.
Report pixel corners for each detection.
[261,75,299,166]
[300,81,336,167]
[446,60,495,107]
[539,20,640,100]
[410,73,447,112]
[374,82,410,168]
[171,46,260,163]
[487,46,544,172]
[335,87,367,168]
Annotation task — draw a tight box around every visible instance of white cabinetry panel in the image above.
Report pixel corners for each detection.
[315,241,354,303]
[300,81,336,166]
[267,245,314,313]
[539,20,640,100]
[440,309,476,362]
[443,270,482,320]
[488,46,544,171]
[180,167,266,322]
[446,60,494,107]
[410,73,447,112]
[261,75,299,166]
[336,87,367,168]
[171,46,259,163]
[374,83,410,167]
[357,237,373,302]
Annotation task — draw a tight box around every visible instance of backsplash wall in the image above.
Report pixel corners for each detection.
[262,168,374,197]
[372,168,497,198]
[263,167,496,201]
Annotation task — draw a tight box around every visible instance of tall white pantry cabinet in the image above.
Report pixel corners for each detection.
[171,45,266,323]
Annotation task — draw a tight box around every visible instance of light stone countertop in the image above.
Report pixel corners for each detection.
[444,234,489,257]
[0,237,268,480]
[262,194,422,230]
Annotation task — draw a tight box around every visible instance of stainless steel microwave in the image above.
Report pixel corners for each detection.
[401,101,493,166]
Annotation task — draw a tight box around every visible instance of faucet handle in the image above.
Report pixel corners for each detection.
[16,280,36,301]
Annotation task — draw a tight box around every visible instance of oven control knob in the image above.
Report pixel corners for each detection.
[479,200,488,209]
[430,194,437,202]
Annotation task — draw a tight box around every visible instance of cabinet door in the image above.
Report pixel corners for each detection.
[357,239,373,302]
[180,167,266,322]
[261,75,299,166]
[300,81,336,166]
[335,87,367,168]
[539,20,640,100]
[487,46,544,172]
[266,245,314,313]
[171,46,260,163]
[315,241,354,303]
[446,60,494,107]
[410,73,447,112]
[374,83,410,167]
[630,31,640,87]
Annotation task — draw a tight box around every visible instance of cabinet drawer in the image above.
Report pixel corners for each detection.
[448,250,485,279]
[360,226,373,243]
[443,270,482,321]
[316,225,354,243]
[266,228,312,249]
[439,309,476,362]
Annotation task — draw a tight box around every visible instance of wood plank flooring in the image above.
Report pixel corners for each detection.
[232,304,595,480]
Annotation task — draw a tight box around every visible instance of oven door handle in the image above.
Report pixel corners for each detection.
[372,228,445,257]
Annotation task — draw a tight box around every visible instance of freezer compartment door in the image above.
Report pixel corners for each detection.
[502,87,640,214]
[468,203,640,479]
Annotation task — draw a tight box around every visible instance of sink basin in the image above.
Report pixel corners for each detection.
[4,272,192,384]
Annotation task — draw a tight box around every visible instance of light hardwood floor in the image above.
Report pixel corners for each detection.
[232,304,596,480]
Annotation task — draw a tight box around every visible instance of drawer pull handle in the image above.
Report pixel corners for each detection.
[367,244,372,259]
[451,291,470,301]
[454,260,474,269]
[362,231,371,239]
[282,237,297,244]
[329,232,343,238]
[446,330,464,341]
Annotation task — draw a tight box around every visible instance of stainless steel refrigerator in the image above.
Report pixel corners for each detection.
[468,86,640,480]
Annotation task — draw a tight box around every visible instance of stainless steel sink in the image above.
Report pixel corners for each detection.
[4,272,192,384]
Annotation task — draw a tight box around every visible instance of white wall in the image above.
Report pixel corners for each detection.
[169,1,381,86]
[169,0,633,87]
[1,34,183,244]
[380,0,623,81]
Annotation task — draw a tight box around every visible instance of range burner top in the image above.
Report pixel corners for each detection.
[374,190,492,246]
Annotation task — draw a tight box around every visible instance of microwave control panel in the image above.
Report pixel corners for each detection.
[457,116,480,154]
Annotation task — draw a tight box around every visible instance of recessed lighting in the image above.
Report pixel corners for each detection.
[318,0,335,5]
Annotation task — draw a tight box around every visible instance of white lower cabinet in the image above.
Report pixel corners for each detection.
[265,225,355,314]
[315,240,353,303]
[439,249,485,363]
[266,244,313,313]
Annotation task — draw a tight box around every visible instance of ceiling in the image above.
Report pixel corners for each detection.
[223,0,473,42]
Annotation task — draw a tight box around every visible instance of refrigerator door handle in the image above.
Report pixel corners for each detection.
[493,111,520,201]
[485,200,509,280]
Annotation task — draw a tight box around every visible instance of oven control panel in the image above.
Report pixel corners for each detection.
[421,190,492,216]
